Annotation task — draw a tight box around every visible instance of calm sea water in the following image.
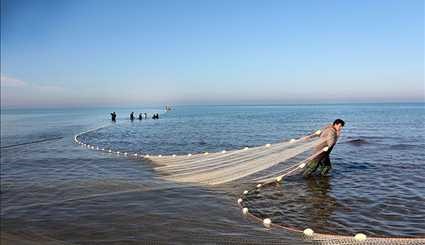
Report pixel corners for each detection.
[1,104,425,244]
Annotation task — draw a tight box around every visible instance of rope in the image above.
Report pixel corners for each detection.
[238,180,425,244]
[1,137,63,149]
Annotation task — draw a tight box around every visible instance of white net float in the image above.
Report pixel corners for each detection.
[263,218,271,227]
[354,233,367,241]
[303,228,314,236]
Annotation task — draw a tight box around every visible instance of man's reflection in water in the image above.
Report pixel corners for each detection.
[304,176,338,229]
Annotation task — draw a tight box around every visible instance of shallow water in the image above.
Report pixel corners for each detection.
[1,104,425,244]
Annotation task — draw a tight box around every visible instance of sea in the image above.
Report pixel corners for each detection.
[1,103,424,244]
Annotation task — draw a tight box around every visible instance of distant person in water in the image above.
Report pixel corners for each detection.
[110,112,117,122]
[130,112,134,121]
[144,113,148,119]
[303,119,345,177]
[138,113,143,120]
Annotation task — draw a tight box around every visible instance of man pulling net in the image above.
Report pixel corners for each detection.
[148,119,344,185]
[303,119,345,177]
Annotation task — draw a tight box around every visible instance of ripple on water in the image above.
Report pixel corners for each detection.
[244,173,425,237]
[3,105,424,243]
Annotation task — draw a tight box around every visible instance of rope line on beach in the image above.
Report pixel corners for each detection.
[1,137,64,149]
[1,184,183,214]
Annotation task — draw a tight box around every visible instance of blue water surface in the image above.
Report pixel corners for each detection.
[1,104,424,243]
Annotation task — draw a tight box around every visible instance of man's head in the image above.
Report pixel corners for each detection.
[333,119,345,131]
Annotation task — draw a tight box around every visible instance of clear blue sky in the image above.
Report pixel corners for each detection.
[1,0,424,108]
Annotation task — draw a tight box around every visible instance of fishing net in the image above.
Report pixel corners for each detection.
[75,121,328,186]
[146,131,326,185]
[74,122,425,244]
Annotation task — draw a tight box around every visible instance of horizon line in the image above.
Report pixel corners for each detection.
[1,101,424,110]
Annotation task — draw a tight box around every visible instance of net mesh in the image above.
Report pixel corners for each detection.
[147,133,324,185]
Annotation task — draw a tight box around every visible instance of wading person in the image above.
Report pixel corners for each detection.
[303,119,345,177]
[110,112,117,122]
[130,112,134,121]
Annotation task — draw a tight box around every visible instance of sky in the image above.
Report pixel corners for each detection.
[1,0,424,108]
